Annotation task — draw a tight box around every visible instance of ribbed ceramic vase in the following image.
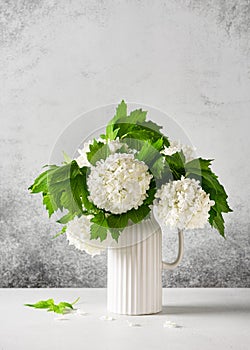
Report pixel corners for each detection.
[107,215,184,315]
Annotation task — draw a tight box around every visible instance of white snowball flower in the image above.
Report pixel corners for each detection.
[87,153,153,214]
[155,176,215,230]
[75,138,130,167]
[66,216,104,256]
[161,140,195,163]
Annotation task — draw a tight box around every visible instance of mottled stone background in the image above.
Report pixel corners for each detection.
[0,0,249,288]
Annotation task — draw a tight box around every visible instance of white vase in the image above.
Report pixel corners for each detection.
[107,215,184,315]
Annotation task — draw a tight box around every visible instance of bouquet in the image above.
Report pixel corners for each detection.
[29,101,232,255]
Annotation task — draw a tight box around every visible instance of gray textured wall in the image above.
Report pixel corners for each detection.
[0,0,249,288]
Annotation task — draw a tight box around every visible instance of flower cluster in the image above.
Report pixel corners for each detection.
[66,215,103,256]
[155,176,215,230]
[87,153,153,214]
[161,140,195,163]
[29,101,231,255]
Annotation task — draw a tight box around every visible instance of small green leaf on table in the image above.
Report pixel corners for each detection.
[24,297,80,314]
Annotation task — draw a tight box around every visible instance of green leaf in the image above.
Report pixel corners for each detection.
[125,109,147,124]
[105,100,168,147]
[60,189,79,214]
[185,157,232,237]
[152,138,164,151]
[109,127,120,141]
[112,100,127,122]
[106,100,127,140]
[62,151,72,164]
[29,166,59,194]
[57,302,73,310]
[115,144,128,154]
[127,205,151,224]
[122,137,144,152]
[150,156,165,179]
[113,108,147,137]
[211,211,225,237]
[42,194,55,217]
[186,158,213,172]
[90,213,109,241]
[24,297,80,314]
[164,151,186,180]
[52,226,67,239]
[25,299,54,309]
[49,162,73,183]
[47,161,90,218]
[136,140,162,166]
[120,122,169,149]
[86,139,111,165]
[104,101,170,162]
[143,179,157,205]
[107,213,128,230]
[57,212,76,224]
[110,229,121,242]
[79,167,99,213]
[29,161,99,236]
[90,224,108,241]
[47,305,63,313]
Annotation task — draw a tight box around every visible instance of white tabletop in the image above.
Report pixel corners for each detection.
[0,288,249,350]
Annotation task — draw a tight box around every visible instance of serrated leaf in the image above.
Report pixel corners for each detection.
[120,122,169,148]
[107,213,128,229]
[90,213,108,241]
[29,160,98,237]
[136,140,162,166]
[110,127,120,141]
[47,162,89,218]
[110,229,121,242]
[60,186,81,214]
[30,161,85,217]
[211,212,225,237]
[164,151,186,180]
[113,109,147,137]
[79,167,99,212]
[150,156,165,179]
[185,157,232,237]
[106,100,127,139]
[186,158,213,172]
[122,137,144,152]
[42,194,55,217]
[113,100,127,121]
[49,163,72,184]
[90,224,108,242]
[143,179,157,205]
[142,119,162,132]
[29,166,59,193]
[126,109,147,124]
[86,139,111,165]
[127,205,151,224]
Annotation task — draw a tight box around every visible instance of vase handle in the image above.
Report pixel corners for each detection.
[162,229,184,270]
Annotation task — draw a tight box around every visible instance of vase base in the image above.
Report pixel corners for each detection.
[107,307,162,316]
